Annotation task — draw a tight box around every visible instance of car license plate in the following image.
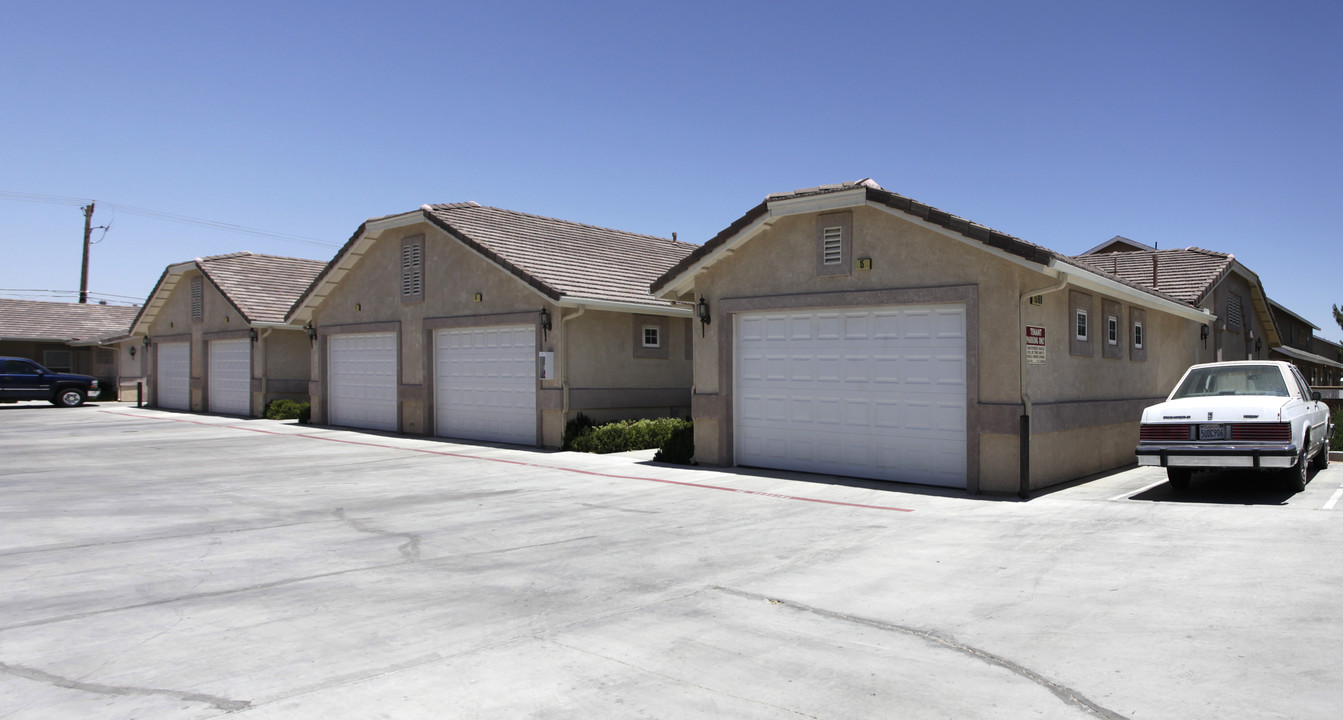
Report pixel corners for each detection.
[1198,424,1226,441]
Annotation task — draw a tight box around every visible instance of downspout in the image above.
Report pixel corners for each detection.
[1019,272,1070,499]
[560,305,587,417]
[259,328,273,412]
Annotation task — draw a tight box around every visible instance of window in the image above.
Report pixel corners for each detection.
[816,212,852,277]
[1107,315,1118,345]
[4,359,40,374]
[43,350,72,372]
[642,326,661,348]
[1069,290,1095,358]
[190,277,203,320]
[1075,309,1089,341]
[401,236,424,302]
[1134,322,1144,349]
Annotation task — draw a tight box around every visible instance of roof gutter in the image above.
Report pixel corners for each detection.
[555,296,692,317]
[1050,259,1215,324]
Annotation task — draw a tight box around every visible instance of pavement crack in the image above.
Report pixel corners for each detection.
[545,638,823,719]
[0,661,250,712]
[715,587,1129,720]
[333,508,421,561]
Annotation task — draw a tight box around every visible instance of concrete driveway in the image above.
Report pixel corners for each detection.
[2,403,1342,719]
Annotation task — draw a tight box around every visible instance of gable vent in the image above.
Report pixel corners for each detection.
[822,226,843,265]
[1227,294,1243,332]
[401,240,423,299]
[190,277,203,320]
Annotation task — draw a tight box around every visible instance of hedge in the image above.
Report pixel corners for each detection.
[264,399,311,423]
[565,416,694,464]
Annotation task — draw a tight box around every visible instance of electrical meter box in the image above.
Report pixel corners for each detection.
[538,352,554,380]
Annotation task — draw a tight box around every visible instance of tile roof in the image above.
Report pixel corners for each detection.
[0,298,138,342]
[420,203,695,308]
[195,252,327,324]
[1068,248,1234,305]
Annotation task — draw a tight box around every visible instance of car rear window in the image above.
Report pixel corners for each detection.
[1171,365,1289,399]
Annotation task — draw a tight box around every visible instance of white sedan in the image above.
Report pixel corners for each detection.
[1136,361,1333,491]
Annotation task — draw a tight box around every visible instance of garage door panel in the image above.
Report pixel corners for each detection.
[736,303,966,488]
[328,332,398,432]
[208,339,251,415]
[435,325,535,445]
[156,342,190,411]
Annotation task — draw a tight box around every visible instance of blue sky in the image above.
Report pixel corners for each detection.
[3,1,1340,339]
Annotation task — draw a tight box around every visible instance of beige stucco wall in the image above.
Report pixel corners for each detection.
[307,221,692,446]
[678,203,1208,493]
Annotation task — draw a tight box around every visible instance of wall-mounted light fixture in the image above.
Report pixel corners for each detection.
[128,345,137,359]
[304,322,317,345]
[1200,323,1209,348]
[143,335,151,348]
[539,307,552,341]
[697,297,711,337]
[354,303,361,312]
[473,293,483,303]
[1255,338,1262,357]
[249,327,258,343]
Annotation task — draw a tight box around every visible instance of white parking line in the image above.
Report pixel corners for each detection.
[1111,479,1168,502]
[1323,486,1343,511]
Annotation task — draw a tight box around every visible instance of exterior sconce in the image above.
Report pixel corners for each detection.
[249,327,258,343]
[1255,338,1262,357]
[143,335,151,348]
[539,307,552,341]
[1200,323,1209,348]
[304,322,317,345]
[128,345,136,358]
[697,297,711,337]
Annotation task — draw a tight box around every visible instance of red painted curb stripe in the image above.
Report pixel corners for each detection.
[99,410,915,513]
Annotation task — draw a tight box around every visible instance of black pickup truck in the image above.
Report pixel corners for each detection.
[0,356,101,407]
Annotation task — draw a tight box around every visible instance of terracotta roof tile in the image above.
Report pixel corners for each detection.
[1068,248,1233,305]
[195,252,327,324]
[422,204,695,308]
[0,298,138,342]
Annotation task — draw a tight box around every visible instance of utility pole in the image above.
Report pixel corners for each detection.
[79,202,94,304]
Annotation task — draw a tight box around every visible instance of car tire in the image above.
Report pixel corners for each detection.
[1167,467,1191,490]
[1312,435,1330,471]
[1284,444,1309,492]
[53,388,85,408]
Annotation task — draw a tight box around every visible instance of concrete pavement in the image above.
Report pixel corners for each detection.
[2,403,1342,719]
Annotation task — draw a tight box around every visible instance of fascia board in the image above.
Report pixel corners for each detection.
[1054,259,1216,323]
[362,210,428,235]
[287,233,377,324]
[557,297,693,317]
[130,264,190,335]
[765,188,868,217]
[658,213,775,297]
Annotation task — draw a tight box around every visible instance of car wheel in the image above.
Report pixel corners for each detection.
[54,388,85,408]
[1166,467,1191,490]
[1312,436,1330,471]
[1284,446,1309,492]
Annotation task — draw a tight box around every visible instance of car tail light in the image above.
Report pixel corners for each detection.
[1140,424,1190,441]
[1230,423,1291,442]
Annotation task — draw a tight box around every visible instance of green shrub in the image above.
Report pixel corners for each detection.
[562,412,597,450]
[653,419,694,465]
[265,399,311,423]
[1332,407,1342,452]
[568,417,687,455]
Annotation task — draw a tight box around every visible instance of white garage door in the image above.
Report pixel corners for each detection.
[735,304,967,488]
[156,342,191,411]
[328,332,398,432]
[435,324,536,445]
[208,339,251,416]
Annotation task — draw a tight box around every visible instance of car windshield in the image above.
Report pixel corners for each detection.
[1171,365,1290,399]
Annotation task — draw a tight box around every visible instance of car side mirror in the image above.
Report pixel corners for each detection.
[1312,391,1322,401]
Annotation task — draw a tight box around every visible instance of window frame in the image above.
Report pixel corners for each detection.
[642,325,661,348]
[1075,309,1089,342]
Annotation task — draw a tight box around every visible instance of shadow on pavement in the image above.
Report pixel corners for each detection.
[1130,468,1298,505]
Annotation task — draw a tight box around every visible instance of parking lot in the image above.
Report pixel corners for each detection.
[2,403,1342,719]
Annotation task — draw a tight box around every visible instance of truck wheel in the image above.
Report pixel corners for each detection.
[53,388,85,408]
[1166,467,1191,490]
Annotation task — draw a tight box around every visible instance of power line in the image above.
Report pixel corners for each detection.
[0,190,340,248]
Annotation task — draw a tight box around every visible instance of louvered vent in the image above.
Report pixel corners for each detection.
[401,241,423,299]
[190,277,203,320]
[1227,294,1243,332]
[822,226,843,265]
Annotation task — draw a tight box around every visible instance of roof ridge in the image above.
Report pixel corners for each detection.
[198,251,327,265]
[426,203,677,244]
[195,251,254,261]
